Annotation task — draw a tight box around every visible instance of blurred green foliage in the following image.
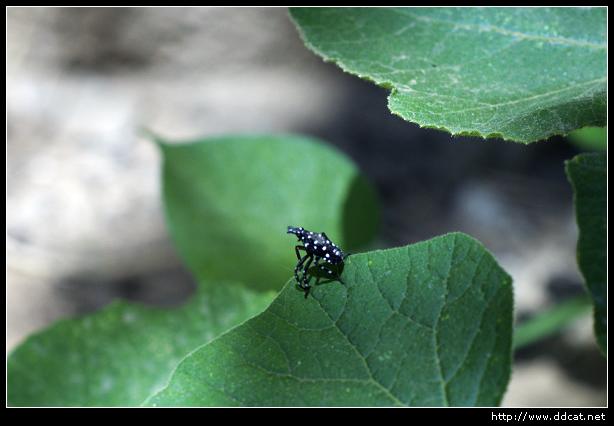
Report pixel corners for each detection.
[567,127,607,152]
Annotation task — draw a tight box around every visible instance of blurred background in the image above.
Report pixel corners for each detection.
[6,7,606,406]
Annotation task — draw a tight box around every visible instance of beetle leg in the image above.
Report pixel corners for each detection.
[299,255,314,297]
[294,253,310,285]
[313,257,322,288]
[300,255,314,286]
[305,257,321,289]
[318,263,344,284]
[295,245,307,261]
[318,263,335,277]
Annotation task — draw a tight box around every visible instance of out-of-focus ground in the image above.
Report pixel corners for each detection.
[6,7,606,406]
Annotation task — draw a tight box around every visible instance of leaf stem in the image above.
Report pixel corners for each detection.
[513,296,592,350]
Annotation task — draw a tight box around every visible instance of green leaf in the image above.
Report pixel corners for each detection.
[146,233,513,407]
[290,7,606,143]
[7,284,275,406]
[158,134,379,291]
[567,126,607,151]
[565,153,607,354]
[513,296,591,350]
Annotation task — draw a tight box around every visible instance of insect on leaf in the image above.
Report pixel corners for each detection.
[157,134,379,291]
[146,233,513,407]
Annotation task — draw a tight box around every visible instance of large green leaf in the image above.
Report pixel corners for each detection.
[146,233,513,407]
[565,153,606,354]
[290,7,606,143]
[158,134,379,291]
[7,284,275,406]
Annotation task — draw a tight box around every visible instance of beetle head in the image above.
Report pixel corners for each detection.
[287,226,304,238]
